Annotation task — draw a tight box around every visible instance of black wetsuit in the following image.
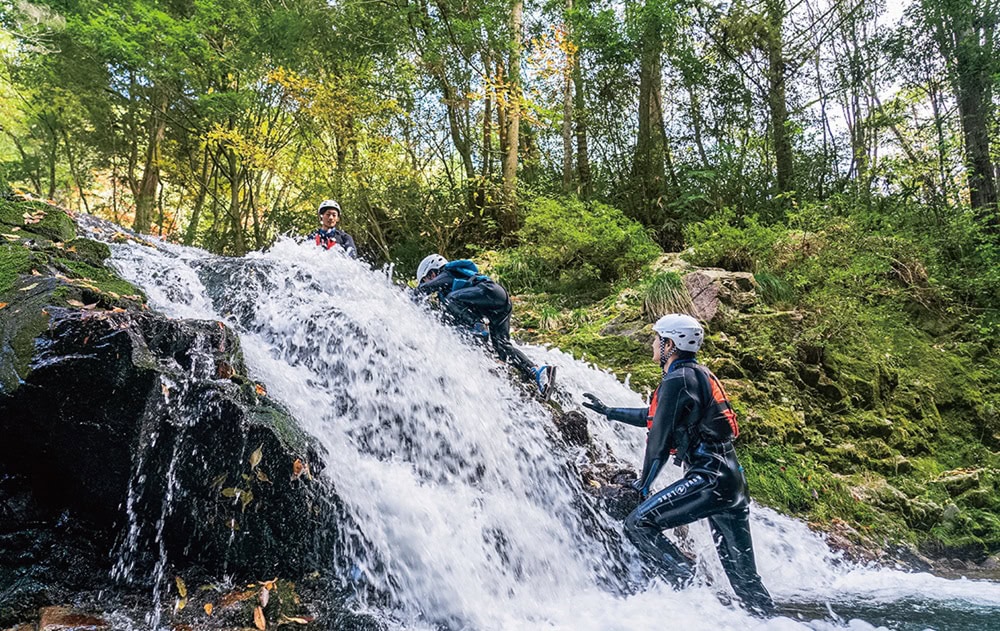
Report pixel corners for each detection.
[417,270,536,380]
[307,227,357,258]
[604,356,774,614]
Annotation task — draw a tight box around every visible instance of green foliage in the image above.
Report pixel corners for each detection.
[682,211,784,272]
[754,270,794,307]
[640,271,691,320]
[493,196,659,293]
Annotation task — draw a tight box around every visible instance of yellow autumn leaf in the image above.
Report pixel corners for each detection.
[255,383,267,396]
[66,299,85,307]
[292,459,305,479]
[204,603,214,616]
[176,598,187,611]
[19,283,38,291]
[175,576,188,598]
[253,605,266,630]
[0,303,7,310]
[249,445,263,469]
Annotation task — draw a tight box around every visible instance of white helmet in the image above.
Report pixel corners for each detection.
[653,313,704,352]
[318,199,341,215]
[416,254,448,283]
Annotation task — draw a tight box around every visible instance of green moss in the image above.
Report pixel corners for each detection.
[60,260,143,298]
[0,244,33,294]
[66,238,111,265]
[0,199,76,242]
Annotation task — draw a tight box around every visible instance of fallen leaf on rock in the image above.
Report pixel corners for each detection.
[19,283,38,291]
[259,586,269,608]
[66,299,85,307]
[250,445,263,469]
[253,605,266,630]
[255,383,267,396]
[280,615,314,624]
[255,469,271,483]
[31,269,41,275]
[175,598,187,611]
[204,603,214,616]
[0,303,7,310]
[175,576,188,598]
[292,459,306,479]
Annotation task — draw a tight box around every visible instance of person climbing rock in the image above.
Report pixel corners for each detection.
[307,199,357,258]
[581,313,774,615]
[415,254,556,399]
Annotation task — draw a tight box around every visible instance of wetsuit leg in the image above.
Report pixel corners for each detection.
[623,472,722,586]
[708,506,774,614]
[446,283,536,380]
[625,442,773,611]
[484,302,537,380]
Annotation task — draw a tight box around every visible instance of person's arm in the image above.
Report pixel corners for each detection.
[635,374,690,496]
[582,394,647,427]
[340,232,358,258]
[417,271,453,295]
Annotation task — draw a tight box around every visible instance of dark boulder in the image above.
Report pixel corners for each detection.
[0,237,338,625]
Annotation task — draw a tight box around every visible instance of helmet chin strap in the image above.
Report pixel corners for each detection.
[659,338,675,368]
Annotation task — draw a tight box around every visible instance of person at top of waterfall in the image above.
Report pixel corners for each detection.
[307,199,357,258]
[415,254,556,399]
[581,313,774,615]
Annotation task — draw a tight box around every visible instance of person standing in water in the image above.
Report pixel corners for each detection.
[582,313,773,614]
[307,199,357,258]
[415,254,556,399]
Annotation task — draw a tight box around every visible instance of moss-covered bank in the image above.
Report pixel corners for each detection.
[514,212,1000,564]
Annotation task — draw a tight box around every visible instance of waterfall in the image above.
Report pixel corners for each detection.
[106,235,1000,631]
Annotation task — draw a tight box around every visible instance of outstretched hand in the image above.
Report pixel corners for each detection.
[582,392,608,416]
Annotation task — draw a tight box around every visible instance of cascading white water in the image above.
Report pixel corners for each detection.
[105,234,1000,631]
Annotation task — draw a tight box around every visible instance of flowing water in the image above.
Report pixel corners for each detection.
[102,232,1000,631]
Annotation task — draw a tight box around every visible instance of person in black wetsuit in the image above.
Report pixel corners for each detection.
[415,254,556,398]
[582,313,774,615]
[307,199,357,258]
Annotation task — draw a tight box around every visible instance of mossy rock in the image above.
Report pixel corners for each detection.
[65,238,111,266]
[57,260,142,299]
[0,199,76,242]
[0,244,34,294]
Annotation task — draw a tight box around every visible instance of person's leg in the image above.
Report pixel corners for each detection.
[708,507,774,615]
[442,285,491,328]
[623,472,723,586]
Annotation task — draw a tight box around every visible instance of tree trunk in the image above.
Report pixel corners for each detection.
[184,147,213,246]
[502,0,523,207]
[226,146,246,256]
[924,0,997,229]
[133,89,167,234]
[632,4,667,227]
[573,42,591,199]
[561,0,574,192]
[765,0,794,199]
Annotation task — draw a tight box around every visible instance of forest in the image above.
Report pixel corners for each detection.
[2,0,1000,558]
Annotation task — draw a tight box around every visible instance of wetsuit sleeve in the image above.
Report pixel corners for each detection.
[417,271,453,295]
[341,232,357,258]
[636,375,690,492]
[606,408,648,427]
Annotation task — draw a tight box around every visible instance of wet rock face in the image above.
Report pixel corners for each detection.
[0,289,334,624]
